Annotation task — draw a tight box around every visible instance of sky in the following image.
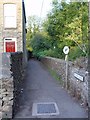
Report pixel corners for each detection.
[24,0,53,20]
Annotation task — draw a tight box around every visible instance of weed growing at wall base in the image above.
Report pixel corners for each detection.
[48,68,64,86]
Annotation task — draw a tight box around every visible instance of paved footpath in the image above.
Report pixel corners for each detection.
[15,59,88,118]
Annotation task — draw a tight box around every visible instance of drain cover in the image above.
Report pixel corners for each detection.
[32,102,59,116]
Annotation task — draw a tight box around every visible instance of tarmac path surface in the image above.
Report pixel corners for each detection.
[15,59,88,118]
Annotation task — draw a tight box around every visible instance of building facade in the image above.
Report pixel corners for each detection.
[0,0,27,64]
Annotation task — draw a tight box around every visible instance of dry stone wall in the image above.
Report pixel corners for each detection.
[1,78,13,118]
[10,52,24,117]
[41,57,88,108]
[0,52,24,119]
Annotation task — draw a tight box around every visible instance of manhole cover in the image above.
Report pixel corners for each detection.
[32,102,59,116]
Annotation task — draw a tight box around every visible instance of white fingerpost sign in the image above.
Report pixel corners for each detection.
[74,73,84,82]
[63,46,70,89]
[63,46,69,55]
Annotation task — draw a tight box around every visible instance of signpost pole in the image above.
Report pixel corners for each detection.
[65,54,68,89]
[63,46,69,90]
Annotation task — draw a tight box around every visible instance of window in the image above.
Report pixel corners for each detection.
[4,4,17,28]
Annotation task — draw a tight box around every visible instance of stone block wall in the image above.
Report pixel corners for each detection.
[41,57,88,107]
[10,52,24,117]
[0,52,24,119]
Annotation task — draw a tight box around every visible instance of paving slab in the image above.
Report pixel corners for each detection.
[14,59,88,118]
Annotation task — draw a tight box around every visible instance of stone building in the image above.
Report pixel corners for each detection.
[0,0,27,64]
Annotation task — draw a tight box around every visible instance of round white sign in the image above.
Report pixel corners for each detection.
[63,46,69,54]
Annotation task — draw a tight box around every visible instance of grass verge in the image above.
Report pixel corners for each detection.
[48,68,63,85]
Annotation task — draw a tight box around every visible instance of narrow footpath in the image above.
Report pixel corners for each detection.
[15,59,88,118]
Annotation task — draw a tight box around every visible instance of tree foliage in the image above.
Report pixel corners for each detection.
[26,16,40,51]
[43,1,88,59]
[26,1,88,60]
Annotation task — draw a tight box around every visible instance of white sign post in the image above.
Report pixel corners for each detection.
[63,46,69,89]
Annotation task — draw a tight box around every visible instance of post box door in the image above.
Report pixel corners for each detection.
[6,41,15,52]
